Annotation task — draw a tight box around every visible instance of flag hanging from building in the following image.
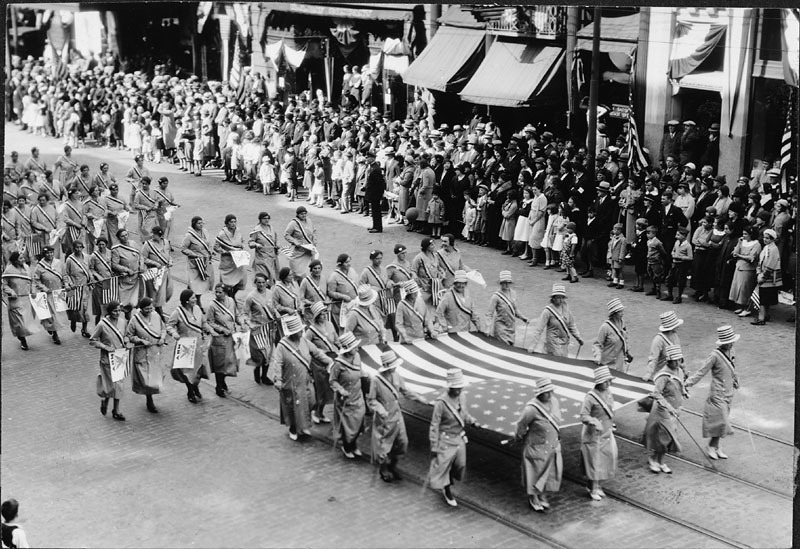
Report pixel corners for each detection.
[52,42,69,80]
[229,35,242,90]
[626,113,649,173]
[780,98,793,195]
[359,332,653,433]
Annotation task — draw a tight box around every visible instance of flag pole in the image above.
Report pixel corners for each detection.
[675,414,717,470]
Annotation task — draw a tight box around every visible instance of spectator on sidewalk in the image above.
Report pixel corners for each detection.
[1,499,29,549]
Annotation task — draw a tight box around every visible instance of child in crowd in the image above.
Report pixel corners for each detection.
[141,121,153,162]
[310,158,326,207]
[150,120,162,163]
[663,226,693,304]
[331,149,343,205]
[426,187,445,238]
[645,225,667,298]
[499,189,519,255]
[560,221,579,283]
[462,189,477,241]
[259,154,276,195]
[541,202,559,269]
[551,202,569,272]
[629,218,649,292]
[607,222,627,289]
[474,184,489,246]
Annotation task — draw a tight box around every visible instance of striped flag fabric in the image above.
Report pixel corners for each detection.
[252,324,272,350]
[359,332,654,433]
[430,278,443,307]
[101,276,120,305]
[378,287,396,315]
[65,286,84,311]
[749,287,761,312]
[626,113,649,173]
[779,99,793,195]
[194,257,209,281]
[229,36,242,91]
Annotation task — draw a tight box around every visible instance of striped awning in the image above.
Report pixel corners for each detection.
[401,26,486,92]
[359,332,653,435]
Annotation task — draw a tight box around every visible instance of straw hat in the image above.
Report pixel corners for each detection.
[658,311,683,332]
[356,284,377,306]
[403,279,420,294]
[594,366,613,385]
[715,325,740,346]
[445,368,467,389]
[665,344,683,361]
[310,301,327,319]
[499,270,513,284]
[607,298,624,315]
[551,283,567,297]
[338,331,361,354]
[379,350,403,372]
[534,377,555,396]
[453,270,469,284]
[281,314,305,336]
[597,181,611,193]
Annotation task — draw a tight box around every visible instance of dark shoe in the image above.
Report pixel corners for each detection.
[615,284,624,290]
[193,384,203,399]
[216,387,227,398]
[570,277,579,283]
[607,282,617,288]
[52,333,61,345]
[751,319,766,325]
[645,289,657,296]
[187,388,198,404]
[81,330,91,338]
[562,275,571,281]
[253,366,261,384]
[70,320,77,332]
[147,402,159,414]
[100,400,108,416]
[111,411,126,421]
[368,229,382,233]
[672,296,682,304]
[19,338,29,351]
[659,294,674,301]
[262,375,273,385]
[630,286,644,292]
[582,271,594,278]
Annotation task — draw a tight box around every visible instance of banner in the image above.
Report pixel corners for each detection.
[109,348,129,383]
[233,330,251,366]
[49,227,65,246]
[29,292,52,320]
[465,270,486,289]
[164,205,178,220]
[93,218,106,238]
[52,289,69,312]
[339,300,356,328]
[230,250,251,268]
[117,211,130,228]
[173,337,198,369]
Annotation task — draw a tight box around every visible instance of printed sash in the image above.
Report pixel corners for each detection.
[603,319,629,356]
[304,276,326,301]
[545,305,571,337]
[215,230,243,251]
[494,291,516,316]
[399,299,425,324]
[38,260,64,283]
[589,390,614,420]
[153,188,175,206]
[527,400,560,434]
[450,290,473,317]
[353,306,382,334]
[375,372,400,401]
[438,396,466,429]
[146,239,171,266]
[436,249,457,277]
[278,338,312,373]
[34,204,57,230]
[187,228,212,256]
[713,349,739,386]
[366,266,388,289]
[176,306,204,334]
[92,250,113,275]
[133,312,162,341]
[387,262,412,281]
[67,254,91,281]
[275,282,299,309]
[250,226,277,249]
[308,324,337,353]
[211,298,236,324]
[101,316,126,348]
[291,217,314,244]
[335,269,359,296]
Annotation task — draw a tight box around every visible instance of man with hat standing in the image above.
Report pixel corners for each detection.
[685,326,740,460]
[486,270,529,346]
[365,151,386,233]
[643,311,683,381]
[679,120,701,167]
[579,366,618,501]
[527,284,583,357]
[592,298,633,371]
[395,279,434,343]
[270,313,334,441]
[428,368,477,507]
[368,350,427,482]
[700,123,720,172]
[435,270,480,334]
[346,285,386,345]
[660,190,689,275]
[591,181,616,278]
[514,377,563,512]
[329,331,367,459]
[659,120,681,169]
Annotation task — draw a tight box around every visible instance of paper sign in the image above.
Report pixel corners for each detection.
[49,227,65,246]
[164,205,178,220]
[56,202,67,215]
[339,300,356,328]
[465,270,486,288]
[93,218,106,238]
[173,337,197,369]
[230,250,251,268]
[29,292,52,319]
[117,211,130,227]
[53,289,69,312]
[233,331,251,365]
[109,349,129,382]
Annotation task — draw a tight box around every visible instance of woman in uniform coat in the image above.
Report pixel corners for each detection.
[579,366,618,501]
[644,345,685,474]
[1,251,35,350]
[346,285,385,346]
[214,214,247,299]
[486,270,528,345]
[514,378,563,511]
[435,234,467,289]
[82,185,106,255]
[89,300,128,421]
[206,283,242,398]
[248,211,281,286]
[305,301,339,424]
[126,296,168,414]
[31,245,65,344]
[685,326,740,460]
[167,289,211,404]
[299,259,327,319]
[110,229,142,313]
[527,284,583,357]
[64,240,91,337]
[284,206,317,279]
[181,216,215,308]
[272,267,302,318]
[429,368,476,507]
[395,280,434,343]
[141,226,173,318]
[411,237,439,305]
[100,183,129,246]
[329,331,367,459]
[435,270,480,334]
[591,298,633,371]
[133,176,158,241]
[326,253,359,332]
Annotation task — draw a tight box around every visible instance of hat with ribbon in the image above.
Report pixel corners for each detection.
[281,314,305,336]
[594,365,614,385]
[379,350,403,372]
[665,344,683,361]
[499,270,513,283]
[715,325,740,346]
[338,331,361,354]
[356,284,378,306]
[310,301,327,319]
[453,270,469,284]
[658,311,683,332]
[597,181,611,193]
[534,377,555,396]
[551,283,567,297]
[446,368,467,388]
[403,279,420,294]
[607,298,624,315]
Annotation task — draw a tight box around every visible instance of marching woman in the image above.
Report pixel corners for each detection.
[395,280,434,343]
[360,249,393,323]
[644,345,686,474]
[213,214,247,300]
[167,289,211,404]
[181,216,215,309]
[30,193,59,260]
[2,251,35,350]
[101,182,129,246]
[429,368,476,507]
[435,234,467,289]
[248,211,281,286]
[284,206,318,279]
[89,300,128,421]
[685,326,740,460]
[299,259,327,318]
[2,200,20,266]
[486,270,529,346]
[69,165,92,197]
[326,253,359,332]
[329,330,367,459]
[126,296,168,414]
[64,240,91,337]
[411,237,439,306]
[111,229,142,315]
[153,177,178,238]
[514,378,563,512]
[527,284,583,357]
[206,283,243,398]
[88,236,114,324]
[579,366,618,501]
[53,145,79,187]
[82,185,106,254]
[305,301,339,424]
[270,314,333,441]
[141,226,173,319]
[592,298,633,371]
[435,270,480,334]
[386,244,414,339]
[346,285,386,346]
[31,245,65,345]
[272,267,302,317]
[91,162,115,193]
[133,176,158,241]
[244,273,279,385]
[125,154,150,207]
[368,350,427,482]
[59,187,85,257]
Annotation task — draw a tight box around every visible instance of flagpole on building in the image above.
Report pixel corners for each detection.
[565,7,579,133]
[587,7,601,172]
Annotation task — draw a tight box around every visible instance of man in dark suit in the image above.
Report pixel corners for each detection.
[589,181,616,278]
[659,190,688,273]
[679,120,702,167]
[365,152,386,233]
[660,120,681,168]
[411,90,427,122]
[692,177,717,228]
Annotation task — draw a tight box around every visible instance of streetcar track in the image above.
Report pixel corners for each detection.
[679,408,793,446]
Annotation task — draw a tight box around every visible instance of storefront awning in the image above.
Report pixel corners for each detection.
[261,2,414,22]
[668,20,726,80]
[576,13,639,56]
[673,71,723,93]
[459,40,564,108]
[401,26,485,92]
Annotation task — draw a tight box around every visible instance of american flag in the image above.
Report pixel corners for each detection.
[749,288,761,312]
[101,276,120,305]
[431,278,443,307]
[229,35,242,90]
[194,257,209,281]
[378,287,396,315]
[779,98,793,195]
[52,42,70,81]
[626,51,648,173]
[359,332,654,433]
[65,286,84,311]
[252,324,272,350]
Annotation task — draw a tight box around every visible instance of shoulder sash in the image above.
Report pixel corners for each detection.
[176,305,204,334]
[545,305,570,336]
[494,291,516,315]
[375,372,400,400]
[366,266,387,289]
[437,396,466,429]
[603,319,628,355]
[187,228,212,255]
[145,239,171,266]
[589,390,614,419]
[527,400,560,433]
[101,316,126,347]
[308,324,337,353]
[278,338,311,372]
[67,254,91,280]
[133,312,162,340]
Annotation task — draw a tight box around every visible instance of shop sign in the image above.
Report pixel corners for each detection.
[609,104,631,119]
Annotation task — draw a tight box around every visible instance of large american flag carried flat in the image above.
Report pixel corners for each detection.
[359,332,654,433]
